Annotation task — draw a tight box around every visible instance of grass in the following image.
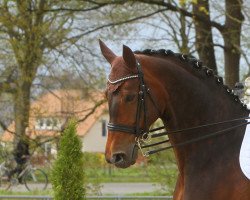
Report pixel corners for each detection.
[0,189,168,196]
[0,164,176,196]
[0,189,52,195]
[87,164,153,183]
[0,151,177,196]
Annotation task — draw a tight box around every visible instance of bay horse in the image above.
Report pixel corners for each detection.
[99,40,250,200]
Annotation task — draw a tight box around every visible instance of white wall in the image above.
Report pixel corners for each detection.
[82,114,109,153]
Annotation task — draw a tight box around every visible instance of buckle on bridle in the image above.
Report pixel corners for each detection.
[135,132,151,157]
[136,137,150,157]
[141,132,151,143]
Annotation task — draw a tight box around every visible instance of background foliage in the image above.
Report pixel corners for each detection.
[51,121,85,200]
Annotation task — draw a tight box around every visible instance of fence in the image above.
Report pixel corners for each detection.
[0,195,173,200]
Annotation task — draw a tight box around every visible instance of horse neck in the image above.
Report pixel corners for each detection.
[142,55,248,172]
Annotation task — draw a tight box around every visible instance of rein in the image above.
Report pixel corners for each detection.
[107,59,249,157]
[140,118,250,156]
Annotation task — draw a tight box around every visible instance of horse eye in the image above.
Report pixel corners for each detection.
[125,94,136,102]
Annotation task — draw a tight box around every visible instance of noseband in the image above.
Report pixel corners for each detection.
[107,60,157,141]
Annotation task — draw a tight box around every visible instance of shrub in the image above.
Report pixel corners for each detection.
[51,120,85,200]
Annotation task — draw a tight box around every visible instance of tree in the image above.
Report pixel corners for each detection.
[133,0,244,86]
[192,0,217,73]
[0,1,73,145]
[51,120,85,200]
[83,0,245,87]
[0,1,107,156]
[222,0,244,86]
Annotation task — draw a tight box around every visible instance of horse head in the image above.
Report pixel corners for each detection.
[100,40,163,168]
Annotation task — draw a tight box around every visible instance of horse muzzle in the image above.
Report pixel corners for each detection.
[106,147,138,168]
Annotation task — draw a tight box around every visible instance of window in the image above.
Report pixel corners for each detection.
[35,118,45,130]
[46,119,51,126]
[46,119,52,130]
[102,120,107,137]
[52,118,58,127]
[35,117,63,130]
[44,142,52,156]
[39,119,44,127]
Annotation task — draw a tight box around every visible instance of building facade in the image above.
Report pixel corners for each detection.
[1,89,108,155]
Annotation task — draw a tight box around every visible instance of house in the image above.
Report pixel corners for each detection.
[1,89,108,155]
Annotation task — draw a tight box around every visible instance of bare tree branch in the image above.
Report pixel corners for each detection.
[77,99,106,124]
[66,0,225,32]
[70,8,168,42]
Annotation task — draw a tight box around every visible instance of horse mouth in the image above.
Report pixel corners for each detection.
[112,150,137,168]
[114,159,136,168]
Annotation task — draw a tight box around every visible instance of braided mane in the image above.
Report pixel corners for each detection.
[134,49,249,112]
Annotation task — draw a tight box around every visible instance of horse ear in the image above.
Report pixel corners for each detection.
[123,45,136,69]
[99,39,117,64]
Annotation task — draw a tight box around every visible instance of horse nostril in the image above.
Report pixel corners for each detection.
[105,157,112,164]
[112,153,125,164]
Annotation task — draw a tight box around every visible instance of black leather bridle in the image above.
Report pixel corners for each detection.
[107,60,154,140]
